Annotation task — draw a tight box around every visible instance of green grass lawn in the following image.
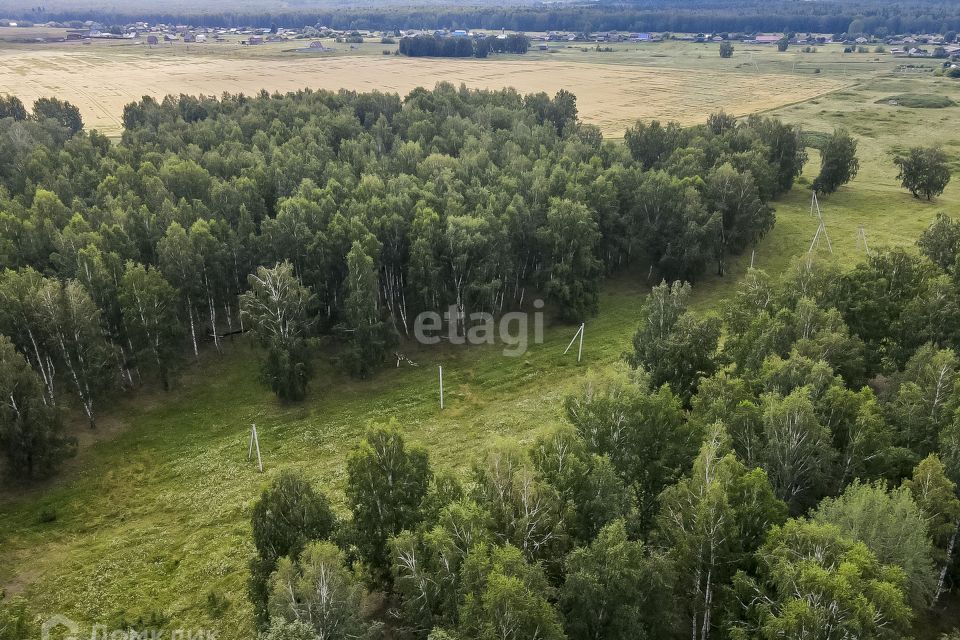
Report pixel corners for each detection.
[2,61,960,640]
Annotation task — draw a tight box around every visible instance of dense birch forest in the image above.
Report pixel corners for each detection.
[0,84,800,461]
[4,84,960,639]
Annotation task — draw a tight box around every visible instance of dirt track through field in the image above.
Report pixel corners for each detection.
[0,48,847,135]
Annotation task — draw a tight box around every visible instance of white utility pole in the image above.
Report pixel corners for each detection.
[564,323,585,363]
[248,423,263,472]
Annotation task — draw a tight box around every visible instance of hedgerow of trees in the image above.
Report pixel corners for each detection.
[398,33,530,58]
[0,85,807,482]
[240,216,960,639]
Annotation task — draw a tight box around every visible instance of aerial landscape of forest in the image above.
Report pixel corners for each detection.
[2,1,960,639]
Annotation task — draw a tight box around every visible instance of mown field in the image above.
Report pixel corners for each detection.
[1,38,960,639]
[0,37,852,135]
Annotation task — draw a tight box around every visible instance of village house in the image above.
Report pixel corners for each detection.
[752,33,785,44]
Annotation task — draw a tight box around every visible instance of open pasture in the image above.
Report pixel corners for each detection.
[0,40,847,135]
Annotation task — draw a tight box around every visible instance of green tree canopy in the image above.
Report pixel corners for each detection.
[240,261,315,400]
[249,471,337,627]
[267,541,368,640]
[895,146,951,200]
[730,519,912,640]
[32,97,83,135]
[346,423,432,582]
[628,280,721,402]
[0,335,73,480]
[561,519,673,640]
[813,480,937,607]
[457,544,565,640]
[813,128,860,194]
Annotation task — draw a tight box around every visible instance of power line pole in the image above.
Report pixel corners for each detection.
[248,423,263,472]
[857,224,870,255]
[808,191,833,255]
[564,323,585,362]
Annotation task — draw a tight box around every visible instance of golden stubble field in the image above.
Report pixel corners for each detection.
[0,45,847,135]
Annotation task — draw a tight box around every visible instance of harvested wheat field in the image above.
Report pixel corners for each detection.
[0,47,847,135]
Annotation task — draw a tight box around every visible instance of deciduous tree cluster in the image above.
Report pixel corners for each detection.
[0,86,804,482]
[247,218,960,640]
[398,34,530,58]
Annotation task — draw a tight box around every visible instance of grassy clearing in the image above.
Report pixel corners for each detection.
[1,44,960,640]
[0,275,648,637]
[696,75,960,308]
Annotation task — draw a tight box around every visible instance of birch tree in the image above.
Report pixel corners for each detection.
[189,219,228,353]
[35,278,114,428]
[690,372,763,468]
[904,455,960,606]
[887,344,958,457]
[819,385,896,489]
[561,520,674,640]
[408,204,445,314]
[457,543,565,640]
[472,446,568,567]
[0,335,73,480]
[918,213,960,273]
[337,240,395,378]
[250,471,337,628]
[628,280,721,402]
[658,425,785,640]
[444,214,493,335]
[240,261,314,401]
[157,222,202,357]
[267,541,367,640]
[538,198,601,322]
[730,519,912,640]
[0,268,58,404]
[814,480,937,608]
[703,163,772,277]
[346,423,431,583]
[759,388,834,512]
[119,261,181,390]
[812,128,859,195]
[530,426,630,544]
[390,500,492,635]
[565,369,698,537]
[75,244,136,387]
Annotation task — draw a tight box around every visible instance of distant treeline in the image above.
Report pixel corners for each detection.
[11,0,960,35]
[398,33,529,57]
